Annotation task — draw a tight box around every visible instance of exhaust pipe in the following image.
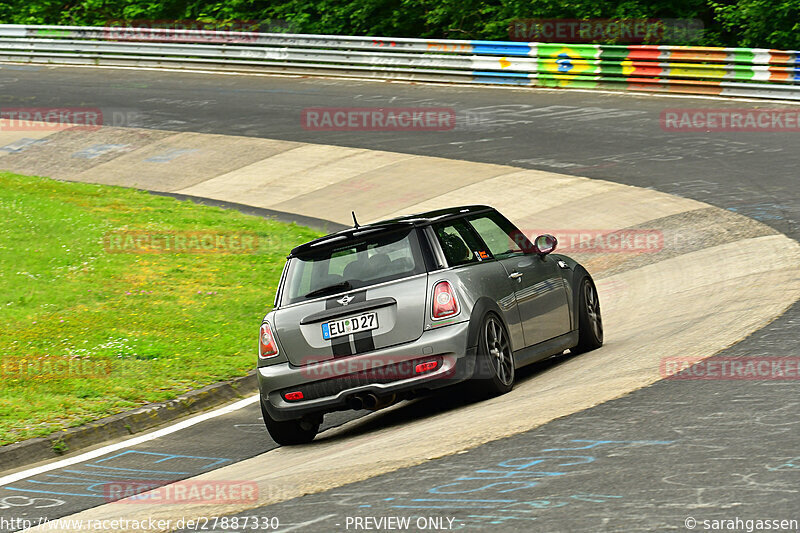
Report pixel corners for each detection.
[347,395,364,410]
[348,393,397,411]
[364,393,397,411]
[362,393,379,410]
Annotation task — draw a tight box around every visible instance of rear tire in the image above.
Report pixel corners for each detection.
[471,313,515,397]
[573,276,603,354]
[261,401,319,445]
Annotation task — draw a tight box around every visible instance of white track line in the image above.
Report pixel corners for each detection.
[0,395,259,486]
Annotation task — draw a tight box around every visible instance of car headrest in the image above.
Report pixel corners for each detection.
[368,253,391,274]
[391,257,414,272]
[440,233,471,264]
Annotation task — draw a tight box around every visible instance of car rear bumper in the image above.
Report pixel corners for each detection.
[259,321,474,421]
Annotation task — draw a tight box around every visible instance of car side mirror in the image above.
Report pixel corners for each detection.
[532,234,557,256]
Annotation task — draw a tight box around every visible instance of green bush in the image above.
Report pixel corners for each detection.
[710,0,800,49]
[0,0,795,61]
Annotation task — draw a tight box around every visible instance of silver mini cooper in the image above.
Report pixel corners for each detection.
[258,205,603,444]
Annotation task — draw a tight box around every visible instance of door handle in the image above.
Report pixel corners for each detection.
[509,271,523,280]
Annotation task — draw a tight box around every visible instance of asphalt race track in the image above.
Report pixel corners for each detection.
[217,310,800,532]
[1,65,798,532]
[0,406,366,533]
[1,66,797,238]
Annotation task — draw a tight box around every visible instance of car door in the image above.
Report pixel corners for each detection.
[467,211,572,347]
[429,218,526,351]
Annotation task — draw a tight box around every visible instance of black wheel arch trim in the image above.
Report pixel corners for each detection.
[570,265,594,332]
[466,297,513,352]
[551,254,591,332]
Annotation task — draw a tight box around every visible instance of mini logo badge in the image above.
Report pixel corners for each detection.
[337,295,355,306]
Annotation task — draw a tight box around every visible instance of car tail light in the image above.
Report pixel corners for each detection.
[284,391,304,401]
[259,322,279,359]
[415,360,438,374]
[432,280,459,320]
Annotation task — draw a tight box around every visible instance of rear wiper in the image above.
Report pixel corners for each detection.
[304,281,352,299]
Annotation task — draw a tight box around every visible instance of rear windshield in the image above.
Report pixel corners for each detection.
[281,228,426,306]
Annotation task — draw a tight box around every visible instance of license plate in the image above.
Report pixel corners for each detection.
[322,312,378,340]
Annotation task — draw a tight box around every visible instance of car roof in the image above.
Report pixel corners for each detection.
[289,204,495,257]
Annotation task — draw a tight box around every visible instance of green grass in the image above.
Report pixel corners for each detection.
[0,172,322,446]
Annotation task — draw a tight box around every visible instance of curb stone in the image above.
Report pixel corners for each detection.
[0,371,258,474]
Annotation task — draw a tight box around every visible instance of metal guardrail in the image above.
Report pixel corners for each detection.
[1,24,799,100]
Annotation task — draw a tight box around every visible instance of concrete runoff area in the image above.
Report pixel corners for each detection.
[4,121,799,532]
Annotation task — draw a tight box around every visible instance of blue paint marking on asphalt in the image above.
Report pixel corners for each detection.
[502,499,568,509]
[6,474,115,499]
[144,148,199,163]
[430,481,540,494]
[0,138,49,153]
[767,457,800,471]
[460,469,567,479]
[386,439,672,526]
[71,144,128,159]
[3,450,231,498]
[2,487,106,498]
[495,455,595,468]
[23,474,112,486]
[93,449,231,469]
[392,504,499,509]
[541,439,674,452]
[392,498,516,509]
[726,204,787,221]
[415,499,517,503]
[60,468,174,479]
[82,465,190,474]
[4,475,135,498]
